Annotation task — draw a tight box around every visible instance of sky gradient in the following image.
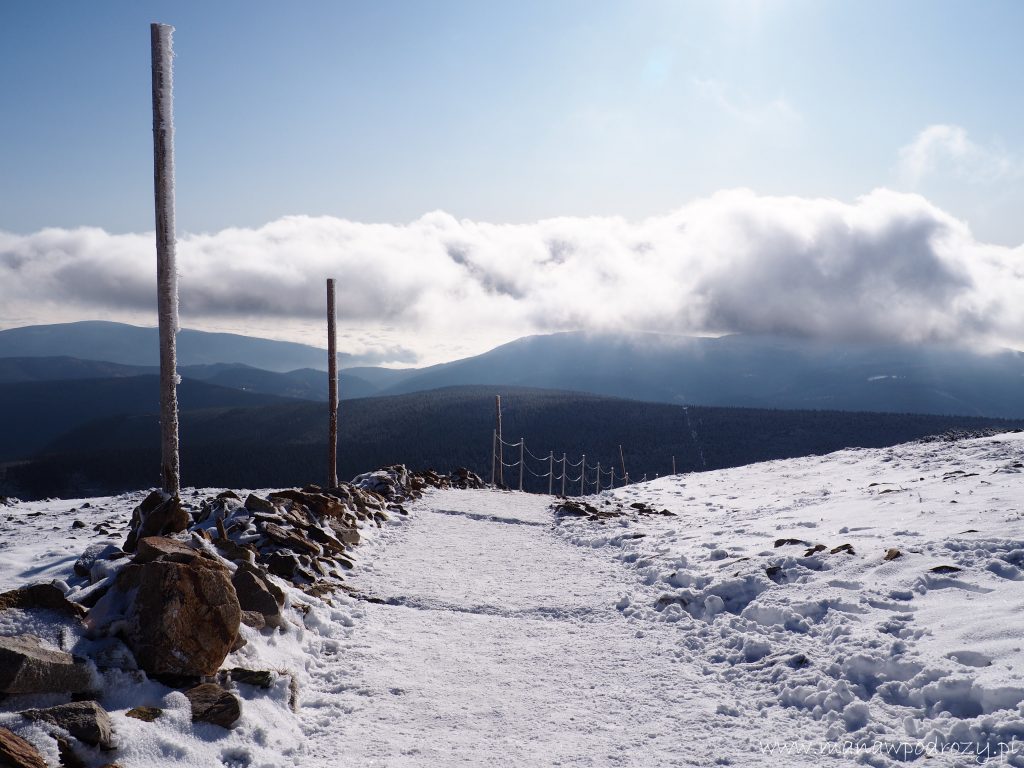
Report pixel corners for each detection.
[2,1,1023,364]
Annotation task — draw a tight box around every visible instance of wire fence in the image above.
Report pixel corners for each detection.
[490,432,648,496]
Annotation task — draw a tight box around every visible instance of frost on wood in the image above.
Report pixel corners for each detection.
[151,22,180,495]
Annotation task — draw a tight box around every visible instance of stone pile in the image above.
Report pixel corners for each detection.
[0,464,480,766]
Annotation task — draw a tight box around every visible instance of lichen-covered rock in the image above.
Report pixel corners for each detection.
[0,727,47,768]
[21,700,115,750]
[134,535,206,565]
[231,562,283,627]
[0,635,94,695]
[90,559,240,678]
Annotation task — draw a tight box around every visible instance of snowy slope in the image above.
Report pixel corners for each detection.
[2,432,1024,766]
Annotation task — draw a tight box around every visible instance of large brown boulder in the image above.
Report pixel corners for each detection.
[124,491,190,552]
[0,583,85,619]
[0,727,46,768]
[231,563,284,627]
[21,700,115,750]
[106,559,241,678]
[0,635,94,694]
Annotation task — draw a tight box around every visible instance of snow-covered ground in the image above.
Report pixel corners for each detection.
[3,431,1024,766]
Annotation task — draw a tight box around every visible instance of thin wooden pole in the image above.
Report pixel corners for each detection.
[672,455,677,475]
[619,444,627,481]
[596,462,601,494]
[548,451,553,495]
[151,23,180,496]
[326,278,338,488]
[561,453,566,496]
[610,467,615,489]
[495,395,503,487]
[580,454,586,496]
[518,438,524,491]
[491,430,497,486]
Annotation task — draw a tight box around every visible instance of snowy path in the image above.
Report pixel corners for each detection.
[298,491,811,767]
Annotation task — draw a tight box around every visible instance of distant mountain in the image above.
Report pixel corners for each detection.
[0,375,295,461]
[4,385,1020,499]
[0,355,377,402]
[371,332,1024,419]
[6,322,1024,418]
[0,321,331,372]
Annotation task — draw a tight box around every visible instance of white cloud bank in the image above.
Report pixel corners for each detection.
[2,188,1023,364]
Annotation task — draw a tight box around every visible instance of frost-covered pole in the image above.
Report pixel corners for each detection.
[495,395,503,487]
[327,278,339,488]
[619,444,627,483]
[491,430,497,486]
[580,454,586,496]
[672,455,677,475]
[596,462,601,494]
[561,454,566,496]
[151,22,180,496]
[548,451,553,496]
[610,467,615,489]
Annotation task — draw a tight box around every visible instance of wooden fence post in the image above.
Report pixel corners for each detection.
[561,453,566,496]
[548,451,553,495]
[495,395,503,487]
[580,454,586,496]
[326,278,338,488]
[151,22,180,496]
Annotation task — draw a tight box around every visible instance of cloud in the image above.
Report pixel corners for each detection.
[2,189,1023,364]
[691,77,801,129]
[899,124,1022,185]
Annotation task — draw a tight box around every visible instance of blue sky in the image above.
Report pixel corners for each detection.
[2,1,1023,362]
[3,0,1022,240]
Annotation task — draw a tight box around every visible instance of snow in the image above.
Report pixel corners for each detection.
[3,433,1024,765]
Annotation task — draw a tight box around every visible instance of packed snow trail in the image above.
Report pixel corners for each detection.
[299,491,817,767]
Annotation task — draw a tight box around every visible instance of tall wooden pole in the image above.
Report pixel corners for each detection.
[596,462,601,494]
[561,453,566,496]
[580,454,586,496]
[151,23,180,496]
[495,395,503,487]
[327,278,339,488]
[548,451,553,495]
[518,438,524,491]
[619,444,627,481]
[672,455,677,475]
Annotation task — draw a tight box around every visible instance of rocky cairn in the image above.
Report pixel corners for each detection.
[0,465,484,767]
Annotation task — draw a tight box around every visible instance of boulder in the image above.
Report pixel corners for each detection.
[124,491,189,552]
[244,493,276,514]
[0,583,85,619]
[133,536,204,565]
[884,548,903,561]
[107,559,240,677]
[0,635,94,694]
[231,563,283,627]
[0,727,46,768]
[73,543,126,581]
[21,701,114,750]
[184,683,241,728]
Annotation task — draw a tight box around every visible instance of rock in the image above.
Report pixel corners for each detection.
[104,559,240,678]
[774,538,810,548]
[266,551,301,579]
[225,668,274,689]
[21,701,114,749]
[830,543,856,555]
[72,520,86,529]
[184,683,241,728]
[124,491,189,552]
[884,548,903,561]
[240,611,266,629]
[0,727,47,768]
[214,538,255,565]
[124,706,161,722]
[260,522,322,556]
[930,564,962,574]
[231,563,283,627]
[0,583,85,619]
[244,494,276,514]
[803,544,827,556]
[0,635,94,694]
[73,543,125,581]
[134,536,204,565]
